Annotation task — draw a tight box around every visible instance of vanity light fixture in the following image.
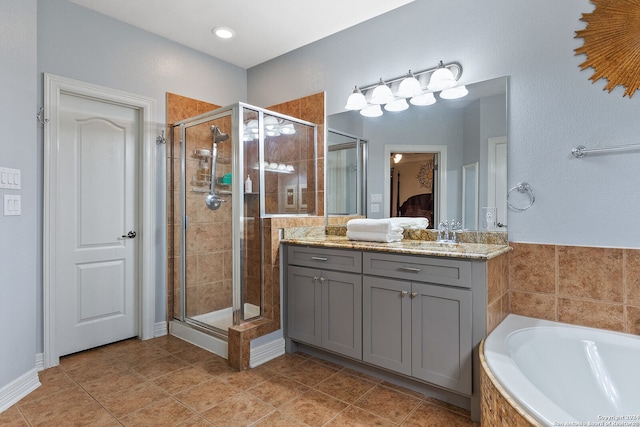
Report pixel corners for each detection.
[360,104,383,117]
[427,61,457,91]
[393,153,403,163]
[396,71,422,98]
[440,85,469,100]
[370,79,395,105]
[345,86,368,110]
[243,117,297,141]
[384,98,409,112]
[410,92,436,106]
[345,61,464,117]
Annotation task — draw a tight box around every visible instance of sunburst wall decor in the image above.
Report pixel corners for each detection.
[575,0,640,98]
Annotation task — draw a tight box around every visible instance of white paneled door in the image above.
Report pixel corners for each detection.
[55,93,139,357]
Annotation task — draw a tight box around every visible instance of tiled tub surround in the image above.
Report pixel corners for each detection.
[480,340,540,427]
[509,242,640,335]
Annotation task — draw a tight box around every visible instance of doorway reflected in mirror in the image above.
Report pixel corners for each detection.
[391,152,437,228]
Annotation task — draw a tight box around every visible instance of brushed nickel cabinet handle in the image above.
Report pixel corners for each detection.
[398,266,421,273]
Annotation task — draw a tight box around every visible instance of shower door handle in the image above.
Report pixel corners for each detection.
[121,231,137,239]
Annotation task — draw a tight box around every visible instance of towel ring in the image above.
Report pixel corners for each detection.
[507,182,534,211]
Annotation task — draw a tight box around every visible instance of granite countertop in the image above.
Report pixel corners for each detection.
[281,235,512,260]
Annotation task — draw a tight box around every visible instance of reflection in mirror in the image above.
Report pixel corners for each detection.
[390,152,438,228]
[326,129,368,216]
[328,76,507,231]
[462,162,478,229]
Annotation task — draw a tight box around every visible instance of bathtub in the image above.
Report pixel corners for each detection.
[483,314,640,426]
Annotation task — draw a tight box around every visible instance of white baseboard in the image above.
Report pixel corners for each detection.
[35,353,44,372]
[169,321,227,359]
[154,321,168,337]
[250,338,285,368]
[0,369,40,413]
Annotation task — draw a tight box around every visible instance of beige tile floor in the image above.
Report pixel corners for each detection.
[0,335,479,426]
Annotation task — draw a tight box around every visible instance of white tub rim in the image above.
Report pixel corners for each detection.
[483,314,640,427]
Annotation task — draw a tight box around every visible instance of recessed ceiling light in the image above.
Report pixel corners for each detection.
[211,26,235,39]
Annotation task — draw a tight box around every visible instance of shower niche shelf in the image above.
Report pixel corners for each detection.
[191,187,232,195]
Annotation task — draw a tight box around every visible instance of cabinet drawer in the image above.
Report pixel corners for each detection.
[287,245,362,273]
[362,252,471,288]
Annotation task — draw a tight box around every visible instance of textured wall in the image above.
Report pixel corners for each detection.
[247,0,640,249]
[36,0,248,351]
[0,0,38,390]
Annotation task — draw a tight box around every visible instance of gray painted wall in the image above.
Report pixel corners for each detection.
[0,0,38,388]
[248,0,640,248]
[35,0,247,352]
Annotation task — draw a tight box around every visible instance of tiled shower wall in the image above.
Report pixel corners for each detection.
[507,242,640,335]
[166,93,224,320]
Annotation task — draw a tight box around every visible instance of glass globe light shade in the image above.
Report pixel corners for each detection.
[263,115,279,131]
[345,87,367,110]
[439,85,469,99]
[360,104,383,117]
[396,73,422,98]
[410,92,436,106]
[427,66,457,91]
[369,79,394,105]
[246,119,259,132]
[384,98,409,112]
[280,123,296,135]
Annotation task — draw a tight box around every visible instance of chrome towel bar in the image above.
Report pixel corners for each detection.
[571,143,640,158]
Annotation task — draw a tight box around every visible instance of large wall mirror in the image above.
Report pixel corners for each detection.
[327,76,508,231]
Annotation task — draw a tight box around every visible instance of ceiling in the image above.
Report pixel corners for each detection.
[69,0,414,69]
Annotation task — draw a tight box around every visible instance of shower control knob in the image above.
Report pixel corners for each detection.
[121,231,137,239]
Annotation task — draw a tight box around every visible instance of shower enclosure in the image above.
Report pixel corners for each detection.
[168,103,316,356]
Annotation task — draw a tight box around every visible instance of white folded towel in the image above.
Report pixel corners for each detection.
[346,230,403,243]
[388,217,429,229]
[346,218,402,234]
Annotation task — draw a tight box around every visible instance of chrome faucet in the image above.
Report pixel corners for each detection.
[437,221,448,242]
[437,220,461,243]
[451,220,461,243]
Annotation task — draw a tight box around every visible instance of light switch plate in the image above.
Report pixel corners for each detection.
[370,203,380,213]
[0,167,21,190]
[371,193,382,203]
[4,195,21,216]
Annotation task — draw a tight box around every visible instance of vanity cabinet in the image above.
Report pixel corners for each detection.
[284,240,504,422]
[286,246,362,359]
[363,276,472,395]
[362,252,472,395]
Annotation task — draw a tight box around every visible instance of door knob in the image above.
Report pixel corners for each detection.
[121,231,137,239]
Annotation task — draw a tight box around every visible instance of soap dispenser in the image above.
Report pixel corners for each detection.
[245,175,253,193]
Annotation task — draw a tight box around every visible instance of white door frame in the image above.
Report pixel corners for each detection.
[43,74,157,368]
[487,136,507,225]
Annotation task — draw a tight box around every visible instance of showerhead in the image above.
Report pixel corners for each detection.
[211,125,229,143]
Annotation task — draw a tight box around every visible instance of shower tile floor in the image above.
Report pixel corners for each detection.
[1,335,479,426]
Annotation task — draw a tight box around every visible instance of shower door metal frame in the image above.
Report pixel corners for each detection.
[177,109,238,338]
[173,102,318,335]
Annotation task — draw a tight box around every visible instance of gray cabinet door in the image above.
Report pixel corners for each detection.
[321,270,362,359]
[287,265,321,347]
[411,282,472,395]
[362,276,411,375]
